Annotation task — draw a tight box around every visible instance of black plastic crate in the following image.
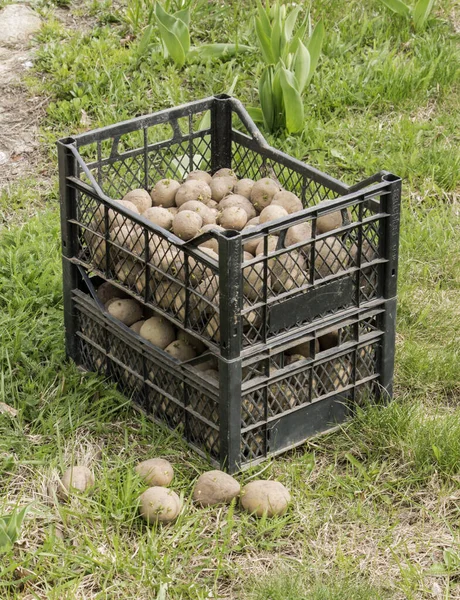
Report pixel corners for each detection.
[72,278,390,472]
[58,96,401,363]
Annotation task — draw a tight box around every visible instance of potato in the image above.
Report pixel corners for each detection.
[218,194,256,220]
[316,209,351,234]
[206,199,219,210]
[140,317,176,349]
[114,258,145,293]
[287,338,320,358]
[178,201,216,225]
[192,470,240,506]
[318,331,338,351]
[189,247,219,286]
[154,280,181,311]
[255,235,278,256]
[246,216,260,228]
[135,458,174,487]
[234,178,255,199]
[59,466,95,498]
[173,211,203,240]
[139,487,181,524]
[110,223,143,253]
[192,356,218,372]
[243,226,260,255]
[196,276,220,309]
[177,330,207,355]
[130,320,145,334]
[143,207,173,230]
[108,298,143,325]
[315,236,348,278]
[218,206,247,230]
[210,176,234,202]
[205,313,220,343]
[175,180,211,207]
[168,207,179,216]
[271,190,303,214]
[165,339,197,362]
[320,359,352,394]
[201,368,219,381]
[284,222,312,248]
[122,189,152,214]
[97,282,127,304]
[105,297,122,309]
[212,168,238,182]
[186,170,212,185]
[198,223,224,253]
[240,480,291,517]
[243,261,264,301]
[259,205,288,224]
[270,250,307,293]
[250,178,281,212]
[150,179,180,208]
[109,200,140,229]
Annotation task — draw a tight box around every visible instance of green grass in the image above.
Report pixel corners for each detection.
[1,0,460,598]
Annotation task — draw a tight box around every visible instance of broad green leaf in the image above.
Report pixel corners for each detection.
[413,0,435,30]
[156,21,186,67]
[136,24,153,57]
[271,14,283,63]
[379,0,410,17]
[246,107,264,124]
[188,44,253,62]
[279,67,304,133]
[306,19,325,85]
[0,506,30,554]
[293,40,310,93]
[289,11,308,54]
[155,3,190,57]
[256,0,272,39]
[255,18,275,64]
[272,65,284,130]
[284,5,302,40]
[174,7,190,26]
[259,66,274,132]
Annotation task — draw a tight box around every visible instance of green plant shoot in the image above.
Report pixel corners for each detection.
[379,0,436,30]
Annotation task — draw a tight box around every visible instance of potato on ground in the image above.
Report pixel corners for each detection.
[271,190,303,214]
[122,188,152,214]
[234,178,255,199]
[143,207,173,230]
[210,176,234,202]
[139,487,181,524]
[192,470,240,506]
[240,480,291,517]
[186,170,212,185]
[179,200,216,225]
[108,298,143,326]
[135,458,174,487]
[250,178,281,212]
[59,466,95,499]
[218,194,256,220]
[140,317,176,349]
[259,205,288,224]
[175,180,211,207]
[165,339,197,362]
[218,206,247,230]
[150,179,180,208]
[173,211,203,240]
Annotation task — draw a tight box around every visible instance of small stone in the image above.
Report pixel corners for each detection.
[0,5,42,47]
[0,402,17,417]
[0,152,8,166]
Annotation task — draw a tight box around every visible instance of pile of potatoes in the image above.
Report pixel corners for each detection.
[84,168,362,308]
[58,459,291,524]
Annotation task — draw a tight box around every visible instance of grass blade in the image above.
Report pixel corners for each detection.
[306,18,325,85]
[379,0,410,17]
[413,0,436,30]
